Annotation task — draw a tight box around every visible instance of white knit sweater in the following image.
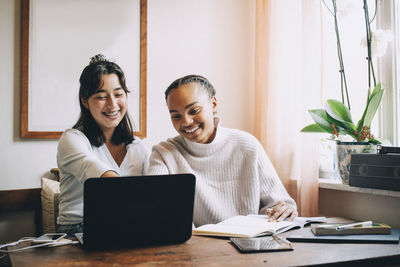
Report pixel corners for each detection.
[146,124,296,227]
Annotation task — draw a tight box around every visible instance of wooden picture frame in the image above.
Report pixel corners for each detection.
[21,0,147,139]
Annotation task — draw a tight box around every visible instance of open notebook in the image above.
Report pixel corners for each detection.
[193,215,327,238]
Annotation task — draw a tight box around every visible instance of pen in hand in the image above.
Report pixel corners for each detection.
[336,221,373,231]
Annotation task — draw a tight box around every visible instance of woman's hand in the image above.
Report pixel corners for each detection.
[101,170,120,178]
[266,201,298,222]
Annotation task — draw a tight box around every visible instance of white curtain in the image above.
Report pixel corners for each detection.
[254,0,323,216]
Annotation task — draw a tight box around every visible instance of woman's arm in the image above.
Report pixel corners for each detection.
[145,150,170,175]
[57,130,117,182]
[256,140,298,221]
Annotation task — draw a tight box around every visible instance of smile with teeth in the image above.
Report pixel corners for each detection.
[103,111,119,117]
[182,126,200,134]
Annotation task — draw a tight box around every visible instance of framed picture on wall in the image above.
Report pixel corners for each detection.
[21,0,147,139]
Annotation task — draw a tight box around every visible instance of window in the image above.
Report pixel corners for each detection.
[396,1,400,146]
[376,0,399,146]
[321,0,397,145]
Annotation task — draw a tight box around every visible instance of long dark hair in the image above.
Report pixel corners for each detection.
[165,74,216,102]
[73,54,134,147]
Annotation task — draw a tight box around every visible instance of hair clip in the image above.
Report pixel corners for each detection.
[89,54,107,64]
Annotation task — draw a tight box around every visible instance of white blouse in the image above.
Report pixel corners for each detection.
[57,129,149,225]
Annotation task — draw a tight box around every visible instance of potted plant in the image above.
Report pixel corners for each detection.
[301,83,383,145]
[301,83,383,184]
[301,0,388,184]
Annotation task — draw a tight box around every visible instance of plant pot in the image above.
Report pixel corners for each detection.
[319,138,337,179]
[336,141,377,185]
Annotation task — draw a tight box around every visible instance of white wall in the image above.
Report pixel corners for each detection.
[0,0,255,190]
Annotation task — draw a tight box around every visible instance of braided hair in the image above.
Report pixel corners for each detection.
[165,75,216,101]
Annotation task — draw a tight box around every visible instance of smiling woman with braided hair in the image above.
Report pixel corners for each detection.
[146,74,297,227]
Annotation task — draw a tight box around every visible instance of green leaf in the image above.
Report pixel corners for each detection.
[325,99,353,123]
[363,90,384,127]
[326,112,357,132]
[337,128,351,135]
[367,138,382,145]
[357,83,383,132]
[339,129,358,140]
[308,109,334,133]
[344,122,357,132]
[356,118,363,133]
[301,123,325,132]
[370,82,382,99]
[325,101,356,133]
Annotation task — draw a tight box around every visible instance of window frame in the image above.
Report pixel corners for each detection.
[376,0,399,146]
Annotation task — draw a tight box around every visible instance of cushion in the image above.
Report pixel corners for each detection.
[41,177,60,233]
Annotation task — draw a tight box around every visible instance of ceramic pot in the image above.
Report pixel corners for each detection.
[336,141,377,184]
[319,139,337,179]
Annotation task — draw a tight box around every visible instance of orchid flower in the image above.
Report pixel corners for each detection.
[361,29,394,57]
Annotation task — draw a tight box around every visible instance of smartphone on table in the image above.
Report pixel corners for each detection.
[231,234,294,253]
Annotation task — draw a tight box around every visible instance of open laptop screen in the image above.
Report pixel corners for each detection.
[82,174,195,250]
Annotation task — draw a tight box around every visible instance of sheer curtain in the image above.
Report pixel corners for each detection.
[254,0,323,216]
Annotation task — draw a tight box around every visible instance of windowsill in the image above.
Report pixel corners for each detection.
[318,178,400,198]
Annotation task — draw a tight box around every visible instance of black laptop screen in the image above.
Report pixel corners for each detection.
[83,174,196,249]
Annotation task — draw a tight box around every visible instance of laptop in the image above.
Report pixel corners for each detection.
[75,174,196,250]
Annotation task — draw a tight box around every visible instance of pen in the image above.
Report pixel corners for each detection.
[336,221,373,231]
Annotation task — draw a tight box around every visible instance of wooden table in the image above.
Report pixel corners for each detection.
[8,232,400,266]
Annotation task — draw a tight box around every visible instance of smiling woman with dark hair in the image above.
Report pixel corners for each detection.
[56,55,148,236]
[73,54,135,147]
[146,74,297,227]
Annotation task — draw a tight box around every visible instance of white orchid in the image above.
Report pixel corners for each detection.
[303,0,385,144]
[335,0,355,18]
[361,29,394,57]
